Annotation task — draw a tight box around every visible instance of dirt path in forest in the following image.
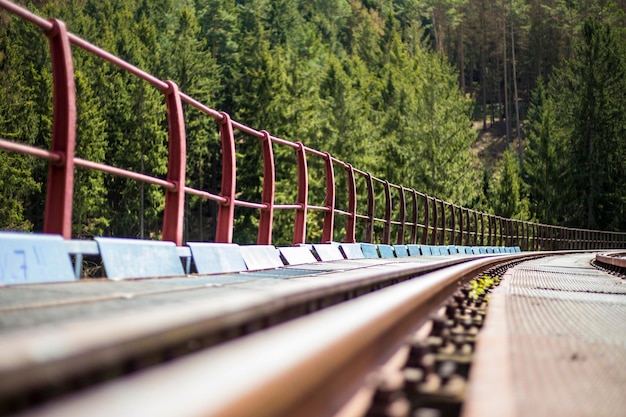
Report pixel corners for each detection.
[471,120,510,171]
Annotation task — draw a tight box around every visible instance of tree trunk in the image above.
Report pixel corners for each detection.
[511,22,522,164]
[503,7,511,145]
[459,22,465,92]
[480,0,487,130]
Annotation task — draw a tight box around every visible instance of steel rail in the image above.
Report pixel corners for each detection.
[14,252,543,417]
[0,254,518,408]
[595,252,626,268]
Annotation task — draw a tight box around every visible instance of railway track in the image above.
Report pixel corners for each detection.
[0,252,547,417]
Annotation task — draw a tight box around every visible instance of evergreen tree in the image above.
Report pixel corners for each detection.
[523,79,569,225]
[552,18,626,230]
[490,148,528,219]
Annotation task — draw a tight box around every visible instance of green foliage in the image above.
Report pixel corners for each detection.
[489,148,529,220]
[524,18,626,231]
[523,79,569,225]
[0,0,493,243]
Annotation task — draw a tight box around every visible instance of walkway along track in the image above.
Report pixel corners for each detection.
[0,252,552,416]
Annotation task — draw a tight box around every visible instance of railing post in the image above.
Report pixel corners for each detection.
[215,112,236,243]
[383,181,392,244]
[487,215,493,246]
[396,187,406,245]
[496,217,502,247]
[321,153,335,243]
[463,209,472,246]
[43,19,76,240]
[534,223,539,251]
[162,81,187,246]
[365,173,375,243]
[547,225,551,250]
[450,204,456,246]
[257,131,275,245]
[421,194,429,245]
[438,199,445,245]
[293,142,308,245]
[480,213,485,246]
[430,198,438,246]
[409,190,418,244]
[472,210,478,246]
[344,164,357,243]
[503,219,509,247]
[457,206,465,246]
[493,215,498,247]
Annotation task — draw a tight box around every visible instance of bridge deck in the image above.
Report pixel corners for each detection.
[464,253,626,417]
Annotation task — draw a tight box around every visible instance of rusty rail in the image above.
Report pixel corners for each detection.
[1,0,625,249]
[10,253,539,417]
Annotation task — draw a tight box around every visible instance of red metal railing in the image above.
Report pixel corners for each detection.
[1,0,625,250]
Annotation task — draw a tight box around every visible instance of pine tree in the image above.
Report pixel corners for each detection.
[552,18,626,230]
[490,148,528,219]
[523,79,569,225]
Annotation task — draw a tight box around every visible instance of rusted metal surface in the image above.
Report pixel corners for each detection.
[10,255,527,417]
[161,81,186,246]
[257,131,275,245]
[595,252,626,269]
[43,18,76,240]
[0,255,507,411]
[463,253,626,417]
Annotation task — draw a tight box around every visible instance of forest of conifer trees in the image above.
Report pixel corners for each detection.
[1,0,625,244]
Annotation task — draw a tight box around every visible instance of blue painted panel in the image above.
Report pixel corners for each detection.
[421,245,433,256]
[479,247,487,254]
[279,247,318,265]
[377,244,396,258]
[312,244,344,261]
[514,246,522,252]
[360,243,380,259]
[406,244,422,256]
[431,246,443,255]
[471,247,481,254]
[394,245,409,257]
[187,242,247,274]
[0,232,75,285]
[65,239,100,256]
[95,237,185,280]
[339,243,365,259]
[240,245,284,270]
